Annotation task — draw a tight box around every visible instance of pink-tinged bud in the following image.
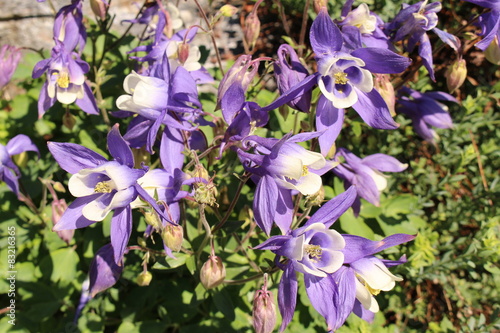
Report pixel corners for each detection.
[374,74,396,117]
[177,42,190,65]
[445,59,467,93]
[162,224,184,252]
[0,45,22,90]
[220,4,238,17]
[136,271,153,286]
[200,255,226,289]
[485,36,500,66]
[243,7,261,52]
[52,199,74,244]
[90,0,109,21]
[313,0,328,15]
[63,111,76,130]
[252,276,276,333]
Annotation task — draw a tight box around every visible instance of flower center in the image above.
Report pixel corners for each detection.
[94,181,113,193]
[334,72,349,85]
[56,72,70,88]
[302,165,309,177]
[304,244,322,261]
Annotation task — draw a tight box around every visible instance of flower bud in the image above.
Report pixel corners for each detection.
[177,42,190,65]
[0,45,22,90]
[194,182,218,206]
[220,4,238,17]
[243,11,261,51]
[63,111,77,130]
[52,198,74,244]
[143,209,163,230]
[484,36,500,66]
[445,59,467,93]
[53,181,66,193]
[136,271,153,286]
[374,74,396,117]
[200,255,226,289]
[90,0,109,21]
[162,224,184,252]
[252,278,276,333]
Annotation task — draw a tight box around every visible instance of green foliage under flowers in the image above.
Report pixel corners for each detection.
[0,1,499,332]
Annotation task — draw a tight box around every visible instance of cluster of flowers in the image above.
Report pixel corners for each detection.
[0,0,498,331]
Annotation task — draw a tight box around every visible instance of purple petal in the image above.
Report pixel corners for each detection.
[253,175,278,235]
[134,183,174,224]
[89,244,123,297]
[351,48,411,74]
[342,233,416,264]
[464,0,500,10]
[361,154,408,172]
[110,206,132,265]
[7,134,39,156]
[304,185,357,228]
[418,33,435,81]
[2,168,19,195]
[432,28,461,52]
[53,195,100,230]
[253,235,291,251]
[353,90,399,129]
[316,94,344,156]
[261,73,319,112]
[107,124,134,168]
[75,82,99,115]
[48,142,108,174]
[278,264,298,332]
[160,127,185,174]
[310,8,343,55]
[221,83,245,124]
[38,81,56,118]
[352,299,375,322]
[274,188,294,234]
[146,109,165,154]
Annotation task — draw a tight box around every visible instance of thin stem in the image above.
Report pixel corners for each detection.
[273,0,293,40]
[127,245,166,256]
[469,130,492,206]
[298,0,311,58]
[211,172,251,234]
[223,266,280,285]
[196,204,212,266]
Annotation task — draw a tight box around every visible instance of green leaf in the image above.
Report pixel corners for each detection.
[212,288,235,321]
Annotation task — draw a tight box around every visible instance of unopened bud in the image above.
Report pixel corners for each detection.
[136,271,153,286]
[144,210,163,230]
[200,255,226,289]
[445,59,467,93]
[252,276,276,333]
[63,111,76,130]
[305,186,325,207]
[194,182,218,206]
[162,224,184,252]
[53,181,66,193]
[485,36,500,65]
[243,12,261,51]
[90,0,109,21]
[177,42,190,65]
[220,4,238,17]
[52,199,74,244]
[374,74,396,116]
[313,0,328,14]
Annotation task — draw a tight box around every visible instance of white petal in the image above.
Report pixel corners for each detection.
[57,86,79,104]
[356,259,403,291]
[317,249,344,274]
[366,168,388,191]
[123,71,142,94]
[293,172,323,195]
[354,68,374,92]
[355,278,380,312]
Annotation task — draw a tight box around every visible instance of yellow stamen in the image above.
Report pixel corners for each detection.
[366,284,381,296]
[302,165,309,177]
[94,181,112,193]
[334,72,349,85]
[57,72,70,88]
[304,244,322,261]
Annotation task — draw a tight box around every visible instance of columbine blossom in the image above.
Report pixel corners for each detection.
[0,135,39,197]
[398,87,457,143]
[32,41,98,117]
[311,7,410,155]
[237,133,336,234]
[53,0,87,53]
[256,187,415,331]
[0,45,22,90]
[48,125,170,264]
[332,148,408,216]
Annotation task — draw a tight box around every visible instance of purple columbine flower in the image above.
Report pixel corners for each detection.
[255,187,415,331]
[237,132,336,234]
[48,124,170,264]
[88,243,123,297]
[463,0,500,58]
[273,44,312,112]
[53,0,87,53]
[398,87,457,143]
[0,135,39,197]
[310,7,410,155]
[0,45,22,90]
[32,41,98,118]
[332,148,408,216]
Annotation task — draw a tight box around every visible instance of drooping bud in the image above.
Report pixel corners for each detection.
[0,45,22,90]
[52,198,74,244]
[274,44,312,112]
[90,0,109,21]
[445,58,467,93]
[177,42,190,65]
[374,74,396,116]
[62,111,76,130]
[200,255,226,289]
[484,36,500,66]
[252,274,276,333]
[53,181,66,193]
[89,244,123,297]
[243,0,263,52]
[162,224,184,252]
[313,0,327,15]
[220,4,238,17]
[136,271,153,286]
[143,209,163,231]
